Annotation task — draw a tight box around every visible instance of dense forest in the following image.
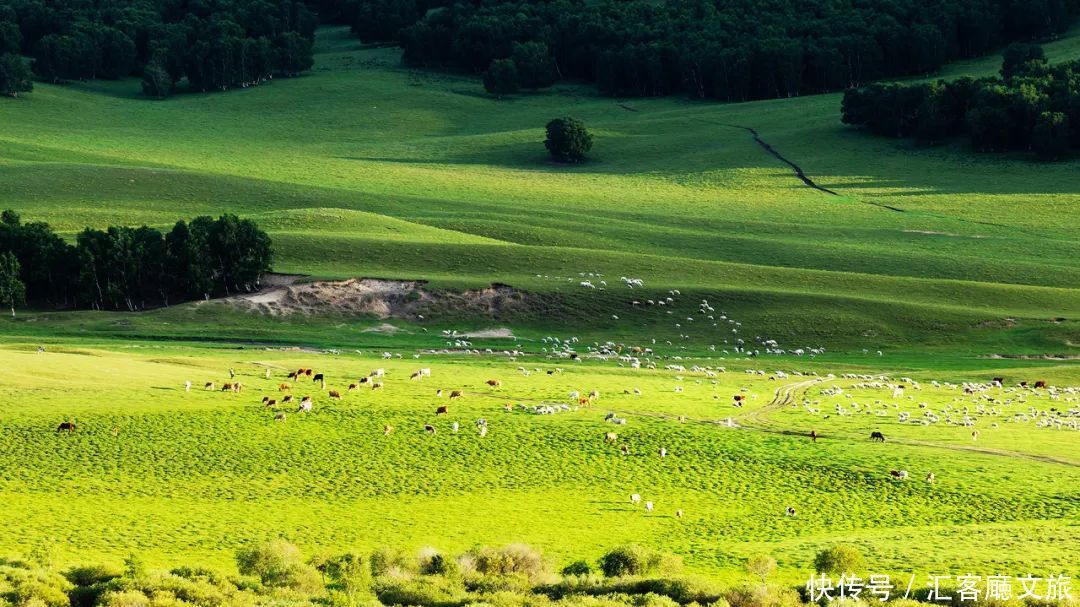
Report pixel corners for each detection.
[0,0,315,98]
[317,0,1080,101]
[842,44,1080,159]
[0,211,272,312]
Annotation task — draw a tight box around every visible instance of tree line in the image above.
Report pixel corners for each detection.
[0,211,272,314]
[842,44,1080,159]
[0,0,315,99]
[316,0,1078,101]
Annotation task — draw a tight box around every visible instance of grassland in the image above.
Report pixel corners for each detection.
[0,19,1078,585]
[0,27,1078,355]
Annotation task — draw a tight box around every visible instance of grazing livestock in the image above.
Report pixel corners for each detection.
[809,430,818,442]
[436,405,449,415]
[411,372,422,381]
[630,494,641,504]
[785,507,796,517]
[184,381,191,392]
[870,431,886,442]
[358,377,370,385]
[658,447,667,458]
[1034,380,1047,389]
[57,421,76,433]
[926,472,935,483]
[204,382,215,391]
[424,424,437,435]
[383,425,394,436]
[449,390,463,400]
[328,390,342,400]
[604,432,618,443]
[676,509,683,518]
[971,430,979,441]
[486,379,502,389]
[348,383,359,390]
[890,470,909,480]
[620,444,630,456]
[281,395,294,403]
[371,382,384,391]
[274,413,286,422]
[992,377,1005,386]
[279,383,291,391]
[370,369,385,378]
[579,398,591,406]
[297,397,313,413]
[313,374,325,384]
[644,501,654,512]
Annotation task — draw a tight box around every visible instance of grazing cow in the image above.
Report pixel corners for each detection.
[371,382,383,391]
[56,421,76,433]
[1020,381,1029,388]
[604,432,618,443]
[658,447,667,458]
[383,424,394,436]
[644,501,654,512]
[358,377,370,385]
[304,369,313,377]
[503,403,513,412]
[424,424,437,435]
[279,383,291,391]
[274,413,286,423]
[452,422,459,433]
[676,509,683,518]
[411,372,423,381]
[222,383,233,392]
[589,390,600,400]
[630,493,641,504]
[232,382,243,393]
[478,424,488,437]
[579,398,591,406]
[449,390,463,400]
[1034,380,1047,389]
[282,395,294,403]
[348,383,359,391]
[486,379,502,389]
[204,382,215,391]
[298,397,313,413]
[971,430,979,441]
[370,369,385,378]
[785,507,796,517]
[436,405,449,415]
[992,377,1005,386]
[620,444,630,456]
[890,470,909,480]
[810,430,818,443]
[419,368,431,377]
[925,472,935,484]
[264,399,277,408]
[870,431,886,442]
[328,390,342,400]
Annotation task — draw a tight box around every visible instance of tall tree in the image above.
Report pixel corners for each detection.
[0,251,25,318]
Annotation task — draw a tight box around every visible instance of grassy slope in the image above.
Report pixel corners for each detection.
[0,345,1076,580]
[0,28,1078,353]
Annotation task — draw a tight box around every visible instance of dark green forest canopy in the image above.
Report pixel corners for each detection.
[0,0,316,96]
[842,46,1080,159]
[320,0,1079,100]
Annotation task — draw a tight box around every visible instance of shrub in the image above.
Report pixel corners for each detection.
[811,545,865,576]
[372,574,465,605]
[467,544,548,580]
[561,561,593,577]
[484,59,519,97]
[235,539,319,590]
[370,547,415,578]
[597,546,678,578]
[544,117,593,162]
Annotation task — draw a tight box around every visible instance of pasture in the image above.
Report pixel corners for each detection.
[0,341,1076,580]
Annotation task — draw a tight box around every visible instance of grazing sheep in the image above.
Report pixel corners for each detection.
[676,509,683,518]
[452,421,459,433]
[411,372,423,381]
[658,447,667,458]
[184,381,191,392]
[645,501,654,512]
[478,425,488,437]
[630,493,641,504]
[604,432,618,443]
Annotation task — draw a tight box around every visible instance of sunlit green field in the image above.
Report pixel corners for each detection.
[0,27,1078,353]
[0,342,1076,580]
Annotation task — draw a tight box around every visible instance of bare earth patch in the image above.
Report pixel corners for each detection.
[229,278,533,320]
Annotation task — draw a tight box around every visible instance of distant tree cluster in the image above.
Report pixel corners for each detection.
[0,0,315,99]
[322,0,1078,101]
[0,211,272,313]
[842,44,1080,159]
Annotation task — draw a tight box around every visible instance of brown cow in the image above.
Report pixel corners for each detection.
[329,390,342,400]
[264,399,277,408]
[449,390,463,399]
[304,369,313,377]
[204,382,215,390]
[57,421,76,433]
[348,383,359,391]
[436,405,449,415]
[279,383,291,391]
[1034,380,1047,389]
[222,383,233,392]
[486,379,502,389]
[371,382,383,391]
[358,376,370,384]
[282,395,294,403]
[579,397,591,406]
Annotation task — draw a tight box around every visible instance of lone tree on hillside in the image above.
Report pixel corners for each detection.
[544,117,592,162]
[483,58,519,97]
[813,545,865,576]
[0,251,26,317]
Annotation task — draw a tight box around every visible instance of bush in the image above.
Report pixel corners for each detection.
[484,59,519,97]
[544,117,593,162]
[370,547,415,578]
[811,545,865,576]
[235,539,320,590]
[372,574,465,605]
[466,544,547,580]
[561,561,593,577]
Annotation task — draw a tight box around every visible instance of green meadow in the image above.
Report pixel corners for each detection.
[0,22,1078,584]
